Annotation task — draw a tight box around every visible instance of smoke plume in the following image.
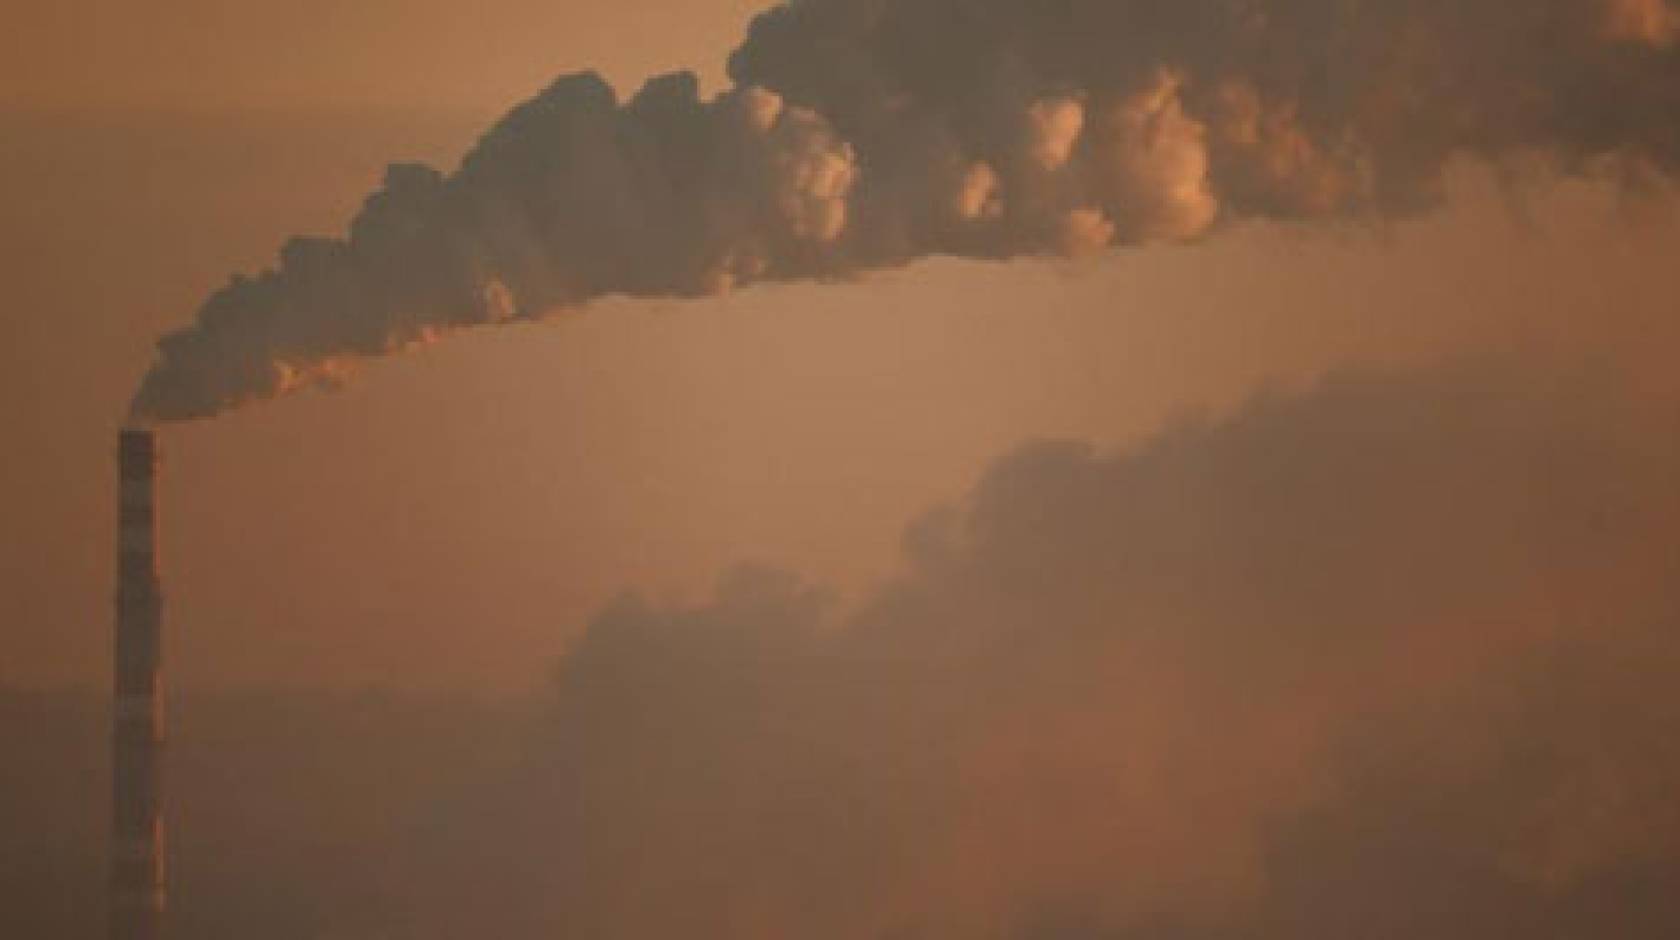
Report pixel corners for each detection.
[131,0,1680,420]
[499,358,1680,938]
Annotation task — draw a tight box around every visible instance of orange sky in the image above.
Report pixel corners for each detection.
[2,0,766,111]
[3,1,1679,691]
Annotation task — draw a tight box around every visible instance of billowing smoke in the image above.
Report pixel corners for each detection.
[131,0,1680,420]
[492,358,1680,939]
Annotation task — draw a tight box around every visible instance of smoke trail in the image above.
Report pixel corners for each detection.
[131,0,1680,421]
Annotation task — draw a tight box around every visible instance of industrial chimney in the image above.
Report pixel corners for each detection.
[112,428,164,940]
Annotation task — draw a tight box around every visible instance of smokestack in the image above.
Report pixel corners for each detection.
[112,428,164,940]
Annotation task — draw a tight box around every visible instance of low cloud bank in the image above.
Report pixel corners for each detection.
[508,358,1680,937]
[13,358,1680,937]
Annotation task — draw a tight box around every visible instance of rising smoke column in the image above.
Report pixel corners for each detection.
[130,0,1680,421]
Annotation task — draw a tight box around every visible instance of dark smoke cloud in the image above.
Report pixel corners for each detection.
[132,0,1680,420]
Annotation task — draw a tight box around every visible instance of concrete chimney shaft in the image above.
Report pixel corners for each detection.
[113,428,164,940]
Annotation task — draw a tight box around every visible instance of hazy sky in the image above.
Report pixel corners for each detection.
[2,0,765,111]
[3,1,1679,690]
[7,4,1680,938]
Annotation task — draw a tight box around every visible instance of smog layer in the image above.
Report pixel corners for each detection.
[15,356,1680,937]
